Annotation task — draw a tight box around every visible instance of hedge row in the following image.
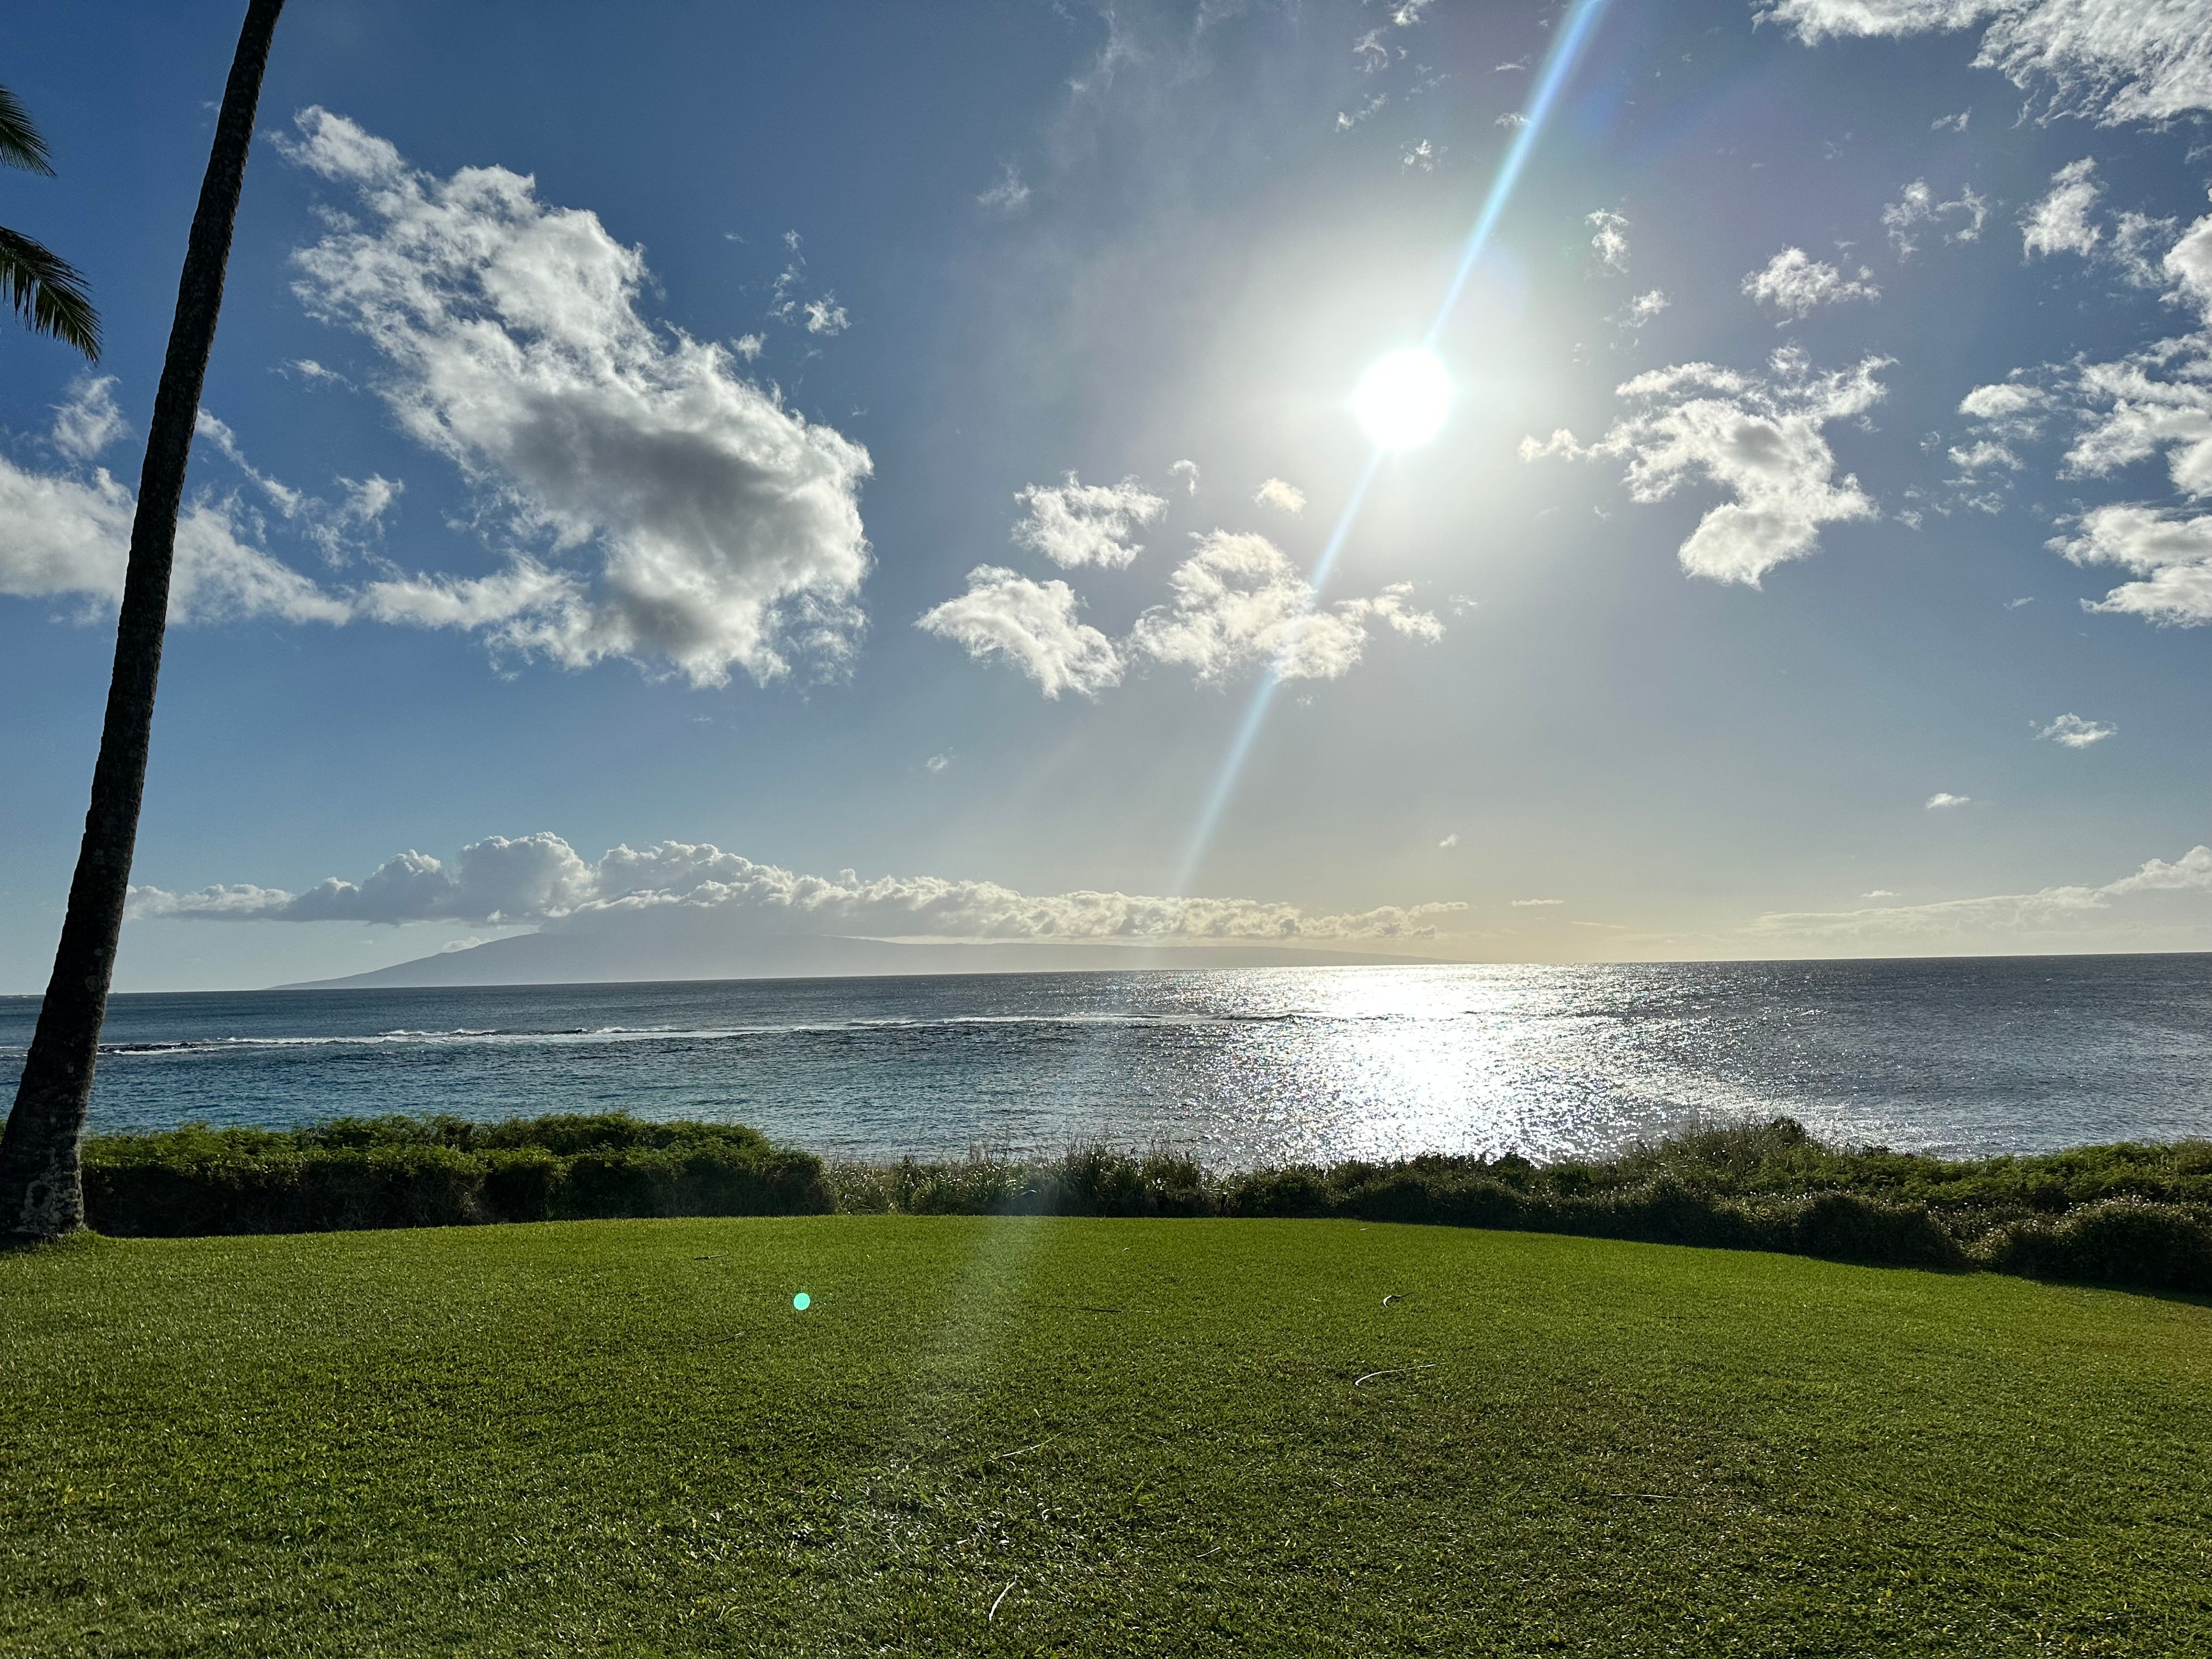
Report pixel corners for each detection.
[84,1115,831,1235]
[76,1113,2212,1296]
[829,1143,2212,1293]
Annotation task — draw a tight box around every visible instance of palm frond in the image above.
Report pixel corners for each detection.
[0,86,55,174]
[0,225,99,361]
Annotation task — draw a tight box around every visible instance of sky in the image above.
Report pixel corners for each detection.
[2,0,2209,993]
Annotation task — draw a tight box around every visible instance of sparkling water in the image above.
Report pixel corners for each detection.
[3,956,2206,1165]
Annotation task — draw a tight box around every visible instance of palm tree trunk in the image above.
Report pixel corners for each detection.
[0,0,286,1241]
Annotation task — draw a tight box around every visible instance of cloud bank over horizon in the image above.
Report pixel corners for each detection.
[121,833,2212,965]
[126,833,1469,946]
[1748,844,2212,946]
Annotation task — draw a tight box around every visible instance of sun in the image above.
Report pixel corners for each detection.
[1352,348,1453,450]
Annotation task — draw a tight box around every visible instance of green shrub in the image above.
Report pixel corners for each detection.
[1786,1191,1967,1271]
[77,1114,2212,1297]
[1976,1200,2212,1293]
[480,1147,561,1223]
[83,1114,824,1236]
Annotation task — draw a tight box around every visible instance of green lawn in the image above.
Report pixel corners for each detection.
[3,1217,2208,1656]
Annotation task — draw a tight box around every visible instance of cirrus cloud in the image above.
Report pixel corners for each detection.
[1759,0,2212,126]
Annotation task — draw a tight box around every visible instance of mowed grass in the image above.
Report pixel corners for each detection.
[3,1218,2210,1656]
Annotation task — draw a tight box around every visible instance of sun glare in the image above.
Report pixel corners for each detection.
[1352,349,1452,450]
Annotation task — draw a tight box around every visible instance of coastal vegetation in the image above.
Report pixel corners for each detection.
[3,1213,2208,1653]
[79,1111,2212,1294]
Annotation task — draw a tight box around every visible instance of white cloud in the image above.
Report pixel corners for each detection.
[2039,711,2116,746]
[1128,531,1440,684]
[2166,200,2212,315]
[1759,0,2212,125]
[925,752,952,773]
[977,164,1031,214]
[356,559,582,632]
[281,107,872,688]
[0,387,351,627]
[1863,888,1900,897]
[2111,209,2181,287]
[2051,503,2212,624]
[1932,109,1970,130]
[2063,334,2212,499]
[1587,209,1630,273]
[320,474,403,563]
[0,459,128,608]
[1880,179,1988,257]
[1612,289,1669,330]
[130,832,1470,944]
[1926,791,1971,808]
[2022,157,2103,259]
[130,832,597,925]
[1363,582,1446,642]
[1521,349,1888,586]
[1957,380,2051,437]
[195,409,309,524]
[1750,845,2212,946]
[1402,139,1439,172]
[1946,438,2022,475]
[915,565,1124,698]
[1253,477,1306,514]
[802,296,850,336]
[1742,248,1880,320]
[2009,215,2212,534]
[1512,897,1563,907]
[1169,459,1200,495]
[732,333,765,361]
[286,358,351,388]
[1010,472,1168,569]
[1337,93,1389,129]
[50,376,126,462]
[1437,832,1459,848]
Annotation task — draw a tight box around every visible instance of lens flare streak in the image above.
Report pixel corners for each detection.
[1171,0,1614,893]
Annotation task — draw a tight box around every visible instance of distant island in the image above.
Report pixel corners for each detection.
[282,918,1445,990]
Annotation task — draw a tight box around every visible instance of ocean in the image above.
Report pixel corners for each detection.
[2,956,2207,1166]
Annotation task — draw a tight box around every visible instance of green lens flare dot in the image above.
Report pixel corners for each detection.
[792,1291,811,1311]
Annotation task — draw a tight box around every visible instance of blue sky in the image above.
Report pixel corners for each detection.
[2,0,2208,991]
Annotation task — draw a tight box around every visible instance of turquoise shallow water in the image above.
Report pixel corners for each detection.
[3,956,2207,1165]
